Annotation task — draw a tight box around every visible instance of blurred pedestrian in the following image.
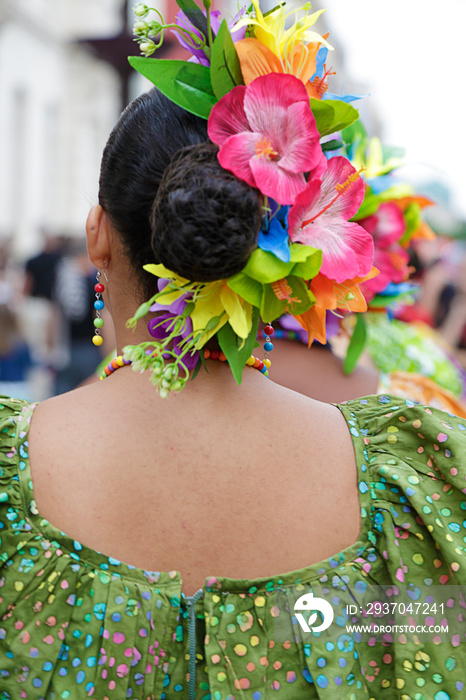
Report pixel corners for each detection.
[0,296,34,401]
[24,231,64,301]
[20,231,65,399]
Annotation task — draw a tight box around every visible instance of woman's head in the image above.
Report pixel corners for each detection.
[98,88,262,298]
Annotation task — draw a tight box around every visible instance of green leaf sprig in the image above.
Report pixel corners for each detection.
[130,4,244,119]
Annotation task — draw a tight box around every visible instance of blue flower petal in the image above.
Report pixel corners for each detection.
[366,175,398,193]
[324,92,369,103]
[311,47,328,80]
[378,282,418,297]
[258,216,291,263]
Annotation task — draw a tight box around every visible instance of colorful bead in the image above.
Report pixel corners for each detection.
[246,356,255,366]
[94,300,104,310]
[264,341,274,352]
[93,318,104,329]
[99,355,132,380]
[92,335,103,347]
[264,325,274,335]
[94,283,105,294]
[264,358,272,368]
[203,350,226,362]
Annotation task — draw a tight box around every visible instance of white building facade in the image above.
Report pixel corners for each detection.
[0,0,122,258]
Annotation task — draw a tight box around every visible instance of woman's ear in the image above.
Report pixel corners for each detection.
[86,205,112,268]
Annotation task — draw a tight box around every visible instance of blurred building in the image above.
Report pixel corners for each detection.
[0,0,124,258]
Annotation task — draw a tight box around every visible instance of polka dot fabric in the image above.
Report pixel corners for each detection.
[1,394,466,699]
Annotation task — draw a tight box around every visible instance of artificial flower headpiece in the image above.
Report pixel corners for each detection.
[123,0,379,396]
[324,121,435,372]
[275,120,436,372]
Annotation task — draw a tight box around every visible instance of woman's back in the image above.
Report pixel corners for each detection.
[27,365,361,596]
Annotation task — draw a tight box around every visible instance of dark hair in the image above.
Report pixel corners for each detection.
[98,88,262,296]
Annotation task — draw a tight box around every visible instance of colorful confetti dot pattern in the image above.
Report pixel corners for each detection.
[0,395,466,698]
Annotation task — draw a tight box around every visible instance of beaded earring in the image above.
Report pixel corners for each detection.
[92,261,107,347]
[263,322,274,371]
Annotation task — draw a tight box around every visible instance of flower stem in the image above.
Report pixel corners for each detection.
[202,0,214,49]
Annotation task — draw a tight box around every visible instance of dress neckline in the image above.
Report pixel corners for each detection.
[14,398,375,595]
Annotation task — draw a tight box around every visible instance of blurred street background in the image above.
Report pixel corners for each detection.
[0,0,465,401]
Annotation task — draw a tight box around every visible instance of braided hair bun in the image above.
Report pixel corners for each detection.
[151,142,262,282]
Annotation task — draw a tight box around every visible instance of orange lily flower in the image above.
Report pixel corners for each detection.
[294,304,327,345]
[394,196,436,242]
[235,37,326,99]
[293,267,379,346]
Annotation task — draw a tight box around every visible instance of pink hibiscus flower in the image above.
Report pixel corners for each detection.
[288,156,374,283]
[360,201,406,247]
[207,73,325,205]
[358,202,409,299]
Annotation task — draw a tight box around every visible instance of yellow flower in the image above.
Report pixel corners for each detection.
[144,264,253,346]
[234,0,332,64]
[352,137,404,180]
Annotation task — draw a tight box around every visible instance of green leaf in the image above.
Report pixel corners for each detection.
[368,289,416,309]
[341,119,367,146]
[292,248,322,280]
[227,273,263,307]
[378,184,413,201]
[289,243,319,263]
[284,276,314,315]
[352,189,382,220]
[399,202,422,246]
[321,139,343,153]
[175,0,209,41]
[352,184,415,222]
[260,285,287,321]
[128,57,216,118]
[191,355,205,380]
[260,276,314,321]
[210,19,244,99]
[217,308,260,384]
[310,98,359,137]
[343,313,367,374]
[243,248,293,283]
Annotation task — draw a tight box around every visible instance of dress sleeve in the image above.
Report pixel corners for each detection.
[347,395,466,586]
[0,396,34,560]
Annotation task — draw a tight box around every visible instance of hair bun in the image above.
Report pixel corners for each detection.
[151,142,262,282]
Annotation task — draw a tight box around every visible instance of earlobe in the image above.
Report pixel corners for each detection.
[86,205,111,268]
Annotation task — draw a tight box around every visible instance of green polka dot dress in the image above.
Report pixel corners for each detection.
[1,395,466,699]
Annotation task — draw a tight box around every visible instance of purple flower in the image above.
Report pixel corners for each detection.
[148,279,199,369]
[173,8,246,66]
[279,314,309,344]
